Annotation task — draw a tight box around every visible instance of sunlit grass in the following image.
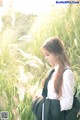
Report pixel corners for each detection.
[0,4,80,120]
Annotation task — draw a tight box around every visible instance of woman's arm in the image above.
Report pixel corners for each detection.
[60,69,75,111]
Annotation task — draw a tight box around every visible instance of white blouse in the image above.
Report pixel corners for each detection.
[47,66,75,111]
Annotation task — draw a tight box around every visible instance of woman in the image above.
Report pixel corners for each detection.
[32,37,75,120]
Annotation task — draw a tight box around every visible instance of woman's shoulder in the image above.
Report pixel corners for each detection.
[63,67,75,84]
[62,67,75,92]
[63,67,73,76]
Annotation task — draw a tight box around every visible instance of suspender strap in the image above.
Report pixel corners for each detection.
[63,67,70,72]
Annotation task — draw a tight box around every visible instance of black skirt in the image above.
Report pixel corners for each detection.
[32,97,65,120]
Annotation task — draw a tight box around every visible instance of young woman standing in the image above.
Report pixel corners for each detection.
[32,37,75,120]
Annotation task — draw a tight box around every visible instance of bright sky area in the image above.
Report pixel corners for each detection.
[0,0,57,15]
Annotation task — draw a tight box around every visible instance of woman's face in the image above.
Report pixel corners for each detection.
[42,48,58,67]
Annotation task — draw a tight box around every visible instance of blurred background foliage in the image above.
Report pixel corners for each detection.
[0,3,80,120]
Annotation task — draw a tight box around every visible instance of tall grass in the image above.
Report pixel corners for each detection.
[0,30,47,119]
[0,4,80,120]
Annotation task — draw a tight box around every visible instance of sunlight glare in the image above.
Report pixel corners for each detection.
[13,0,54,15]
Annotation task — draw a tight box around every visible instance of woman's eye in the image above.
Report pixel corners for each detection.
[46,54,49,56]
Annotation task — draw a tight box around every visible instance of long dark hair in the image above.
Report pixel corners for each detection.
[42,37,70,97]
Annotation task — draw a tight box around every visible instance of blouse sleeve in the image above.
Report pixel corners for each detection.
[60,69,75,111]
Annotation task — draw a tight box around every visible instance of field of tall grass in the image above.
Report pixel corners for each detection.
[0,4,80,120]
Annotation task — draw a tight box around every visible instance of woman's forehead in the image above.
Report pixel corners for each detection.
[42,48,49,54]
